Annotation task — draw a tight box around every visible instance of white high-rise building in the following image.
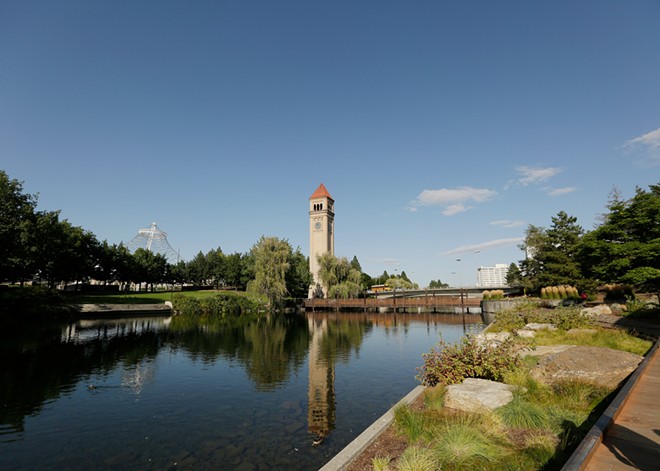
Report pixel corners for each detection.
[477,264,509,288]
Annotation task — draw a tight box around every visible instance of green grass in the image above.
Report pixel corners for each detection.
[430,417,507,469]
[393,405,430,442]
[532,328,652,356]
[423,386,445,411]
[496,396,551,430]
[65,289,253,305]
[371,455,392,471]
[388,323,652,470]
[394,446,438,471]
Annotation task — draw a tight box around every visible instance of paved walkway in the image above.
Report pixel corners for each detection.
[580,321,660,471]
[582,337,660,470]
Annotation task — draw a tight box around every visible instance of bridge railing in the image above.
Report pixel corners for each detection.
[304,296,480,311]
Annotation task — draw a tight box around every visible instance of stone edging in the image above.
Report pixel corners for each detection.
[319,385,426,471]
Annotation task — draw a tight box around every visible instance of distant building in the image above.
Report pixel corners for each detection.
[477,264,509,288]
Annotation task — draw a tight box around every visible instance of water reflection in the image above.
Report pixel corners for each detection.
[0,311,483,470]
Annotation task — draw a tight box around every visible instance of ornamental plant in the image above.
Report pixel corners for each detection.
[540,285,579,300]
[482,290,504,300]
[416,336,524,386]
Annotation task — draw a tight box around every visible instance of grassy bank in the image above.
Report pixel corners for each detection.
[65,289,227,304]
[67,289,269,318]
[373,308,653,471]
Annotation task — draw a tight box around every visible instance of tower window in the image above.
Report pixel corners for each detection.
[313,203,323,211]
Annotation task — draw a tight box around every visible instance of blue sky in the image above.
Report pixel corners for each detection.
[2,1,659,287]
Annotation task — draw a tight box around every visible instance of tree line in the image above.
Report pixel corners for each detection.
[507,183,660,298]
[3,170,658,304]
[0,171,308,300]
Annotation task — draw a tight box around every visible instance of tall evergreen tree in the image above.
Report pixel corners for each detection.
[519,212,584,293]
[579,183,660,295]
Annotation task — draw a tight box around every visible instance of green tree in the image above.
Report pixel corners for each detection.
[186,251,209,286]
[519,212,584,293]
[206,247,226,288]
[31,211,99,289]
[316,253,363,298]
[285,248,313,299]
[224,252,246,289]
[0,171,38,283]
[248,236,291,308]
[428,279,449,288]
[579,183,660,296]
[505,262,522,287]
[384,275,417,290]
[132,248,168,292]
[518,224,546,294]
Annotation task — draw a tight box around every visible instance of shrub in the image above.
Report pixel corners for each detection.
[371,455,391,471]
[395,446,438,471]
[431,421,503,467]
[497,396,551,430]
[416,336,524,386]
[603,284,635,302]
[490,305,592,332]
[172,292,266,318]
[541,285,580,300]
[482,290,504,300]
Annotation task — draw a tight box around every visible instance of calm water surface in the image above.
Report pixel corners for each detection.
[0,311,484,470]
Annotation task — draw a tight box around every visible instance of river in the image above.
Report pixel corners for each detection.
[0,311,484,470]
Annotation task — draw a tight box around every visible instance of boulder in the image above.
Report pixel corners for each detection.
[444,378,519,412]
[524,323,557,331]
[530,346,643,389]
[515,329,536,338]
[472,332,511,348]
[610,303,628,313]
[580,304,612,317]
[518,345,576,358]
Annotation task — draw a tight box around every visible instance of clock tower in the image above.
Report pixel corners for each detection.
[309,183,334,298]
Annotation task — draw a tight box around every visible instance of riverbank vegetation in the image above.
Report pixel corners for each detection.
[374,308,653,470]
[3,169,658,311]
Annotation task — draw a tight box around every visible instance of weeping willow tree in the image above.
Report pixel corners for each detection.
[316,253,363,298]
[248,236,291,308]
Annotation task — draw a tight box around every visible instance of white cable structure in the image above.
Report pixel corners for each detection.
[126,222,182,264]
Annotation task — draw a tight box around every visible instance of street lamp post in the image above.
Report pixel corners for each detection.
[456,259,465,316]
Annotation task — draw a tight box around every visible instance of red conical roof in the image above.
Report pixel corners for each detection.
[309,183,333,200]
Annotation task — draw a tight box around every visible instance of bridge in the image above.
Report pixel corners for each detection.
[304,286,520,313]
[369,286,521,299]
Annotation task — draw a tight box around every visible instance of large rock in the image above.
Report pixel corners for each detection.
[531,346,643,389]
[472,332,511,348]
[580,304,612,317]
[518,344,576,358]
[444,378,518,412]
[524,323,557,331]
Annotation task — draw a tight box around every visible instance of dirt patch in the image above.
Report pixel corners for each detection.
[345,391,426,470]
[344,425,409,471]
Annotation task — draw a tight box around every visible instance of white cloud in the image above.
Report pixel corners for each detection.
[490,219,526,228]
[623,128,660,165]
[443,203,468,216]
[412,186,497,216]
[515,166,563,186]
[440,237,524,256]
[546,187,577,196]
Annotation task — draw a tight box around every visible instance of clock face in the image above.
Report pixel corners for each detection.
[314,222,321,230]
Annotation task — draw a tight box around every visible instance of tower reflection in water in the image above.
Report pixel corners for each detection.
[307,316,335,446]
